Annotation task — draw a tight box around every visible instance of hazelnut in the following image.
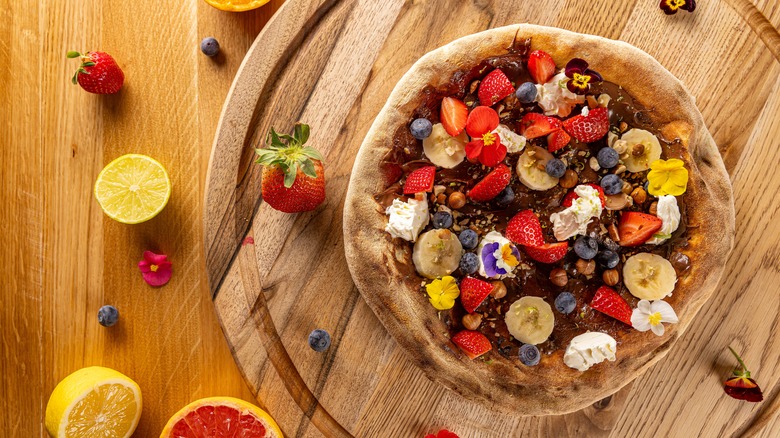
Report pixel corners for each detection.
[649,201,658,216]
[490,281,507,299]
[603,269,620,286]
[587,95,599,109]
[437,193,447,204]
[632,143,645,157]
[631,187,647,204]
[576,258,596,276]
[448,192,466,209]
[462,313,483,330]
[589,157,601,171]
[608,223,621,242]
[619,121,628,133]
[560,169,578,189]
[550,268,568,287]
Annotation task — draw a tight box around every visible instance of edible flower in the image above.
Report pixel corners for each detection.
[647,158,689,196]
[425,430,459,438]
[564,58,603,95]
[426,276,460,310]
[481,241,520,278]
[465,106,507,167]
[724,346,763,402]
[659,0,696,15]
[630,299,678,336]
[138,251,172,287]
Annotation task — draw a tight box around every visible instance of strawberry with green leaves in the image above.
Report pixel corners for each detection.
[67,51,124,94]
[255,123,326,213]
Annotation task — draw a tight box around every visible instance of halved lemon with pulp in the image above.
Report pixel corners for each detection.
[45,366,142,438]
[160,396,283,437]
[94,154,171,224]
[203,0,270,12]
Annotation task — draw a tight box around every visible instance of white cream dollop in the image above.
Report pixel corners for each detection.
[384,197,429,242]
[476,231,517,279]
[550,185,603,241]
[563,332,617,372]
[535,72,585,118]
[647,195,681,244]
[493,124,526,154]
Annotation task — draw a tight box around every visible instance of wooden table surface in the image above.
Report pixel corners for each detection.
[4,0,780,437]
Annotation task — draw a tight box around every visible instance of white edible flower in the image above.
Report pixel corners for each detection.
[631,299,679,336]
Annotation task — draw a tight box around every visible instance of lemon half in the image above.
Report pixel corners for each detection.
[94,154,171,224]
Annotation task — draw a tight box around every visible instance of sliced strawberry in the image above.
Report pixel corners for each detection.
[451,330,492,360]
[505,210,544,247]
[523,242,568,264]
[467,164,511,202]
[618,211,663,246]
[403,166,436,194]
[520,113,562,139]
[547,129,571,152]
[528,50,556,84]
[562,107,610,143]
[478,69,515,106]
[561,183,606,208]
[465,106,499,138]
[460,276,493,313]
[441,97,468,137]
[590,285,632,325]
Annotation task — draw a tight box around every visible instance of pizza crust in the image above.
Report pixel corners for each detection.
[343,24,734,415]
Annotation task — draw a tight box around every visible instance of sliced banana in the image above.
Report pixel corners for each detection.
[620,129,662,173]
[423,123,468,169]
[623,252,677,300]
[516,146,559,191]
[505,296,555,345]
[413,229,463,279]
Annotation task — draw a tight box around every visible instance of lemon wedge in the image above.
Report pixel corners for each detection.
[94,154,171,224]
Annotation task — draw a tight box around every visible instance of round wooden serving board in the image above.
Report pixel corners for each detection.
[204,0,780,436]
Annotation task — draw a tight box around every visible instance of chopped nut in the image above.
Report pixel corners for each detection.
[631,187,647,204]
[469,80,480,94]
[587,95,599,109]
[437,193,447,204]
[490,281,507,299]
[433,185,447,197]
[649,201,658,216]
[536,162,546,171]
[597,93,611,108]
[462,313,483,331]
[614,164,627,175]
[550,268,568,287]
[613,139,628,155]
[632,143,645,157]
[621,181,633,194]
[448,192,466,209]
[608,223,621,242]
[619,121,628,132]
[603,269,620,286]
[589,157,601,171]
[576,258,596,276]
[605,193,630,210]
[560,169,578,188]
[496,104,505,115]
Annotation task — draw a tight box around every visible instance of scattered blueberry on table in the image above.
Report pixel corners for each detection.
[200,37,220,57]
[308,329,331,352]
[97,305,119,327]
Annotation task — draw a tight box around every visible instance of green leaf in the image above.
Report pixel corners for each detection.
[300,159,317,178]
[283,162,298,188]
[301,146,323,161]
[267,128,282,147]
[82,61,96,67]
[254,148,278,165]
[78,68,89,75]
[71,72,78,84]
[66,51,81,58]
[294,123,310,145]
[278,134,295,144]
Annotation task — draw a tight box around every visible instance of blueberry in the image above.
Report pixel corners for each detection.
[574,236,598,260]
[515,82,537,104]
[545,158,566,178]
[459,229,478,250]
[97,305,119,327]
[554,292,576,314]
[410,118,433,140]
[308,329,331,352]
[600,174,623,195]
[432,211,453,229]
[200,37,220,57]
[494,186,515,205]
[518,344,540,366]
[459,252,479,275]
[597,250,620,269]
[597,147,619,169]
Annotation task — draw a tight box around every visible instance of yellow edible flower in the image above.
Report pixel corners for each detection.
[426,276,460,310]
[647,158,689,196]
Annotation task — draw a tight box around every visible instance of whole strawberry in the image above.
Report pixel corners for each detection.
[255,123,325,213]
[67,51,124,94]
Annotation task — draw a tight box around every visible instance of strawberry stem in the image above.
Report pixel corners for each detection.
[728,346,751,376]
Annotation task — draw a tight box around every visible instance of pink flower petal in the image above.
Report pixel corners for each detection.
[143,251,168,265]
[142,268,172,287]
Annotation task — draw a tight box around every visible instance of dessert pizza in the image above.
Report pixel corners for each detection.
[343,24,734,415]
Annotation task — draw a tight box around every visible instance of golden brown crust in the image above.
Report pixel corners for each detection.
[343,24,734,416]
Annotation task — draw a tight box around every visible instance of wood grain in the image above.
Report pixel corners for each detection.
[204,0,780,437]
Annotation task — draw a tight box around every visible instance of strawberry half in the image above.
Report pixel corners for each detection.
[618,211,663,246]
[403,166,436,194]
[467,164,511,202]
[562,107,610,143]
[520,113,562,139]
[506,210,544,247]
[528,50,556,84]
[547,129,571,152]
[460,276,493,313]
[523,242,568,264]
[561,183,606,208]
[451,330,492,360]
[67,51,124,94]
[441,97,468,137]
[478,69,515,106]
[590,285,632,325]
